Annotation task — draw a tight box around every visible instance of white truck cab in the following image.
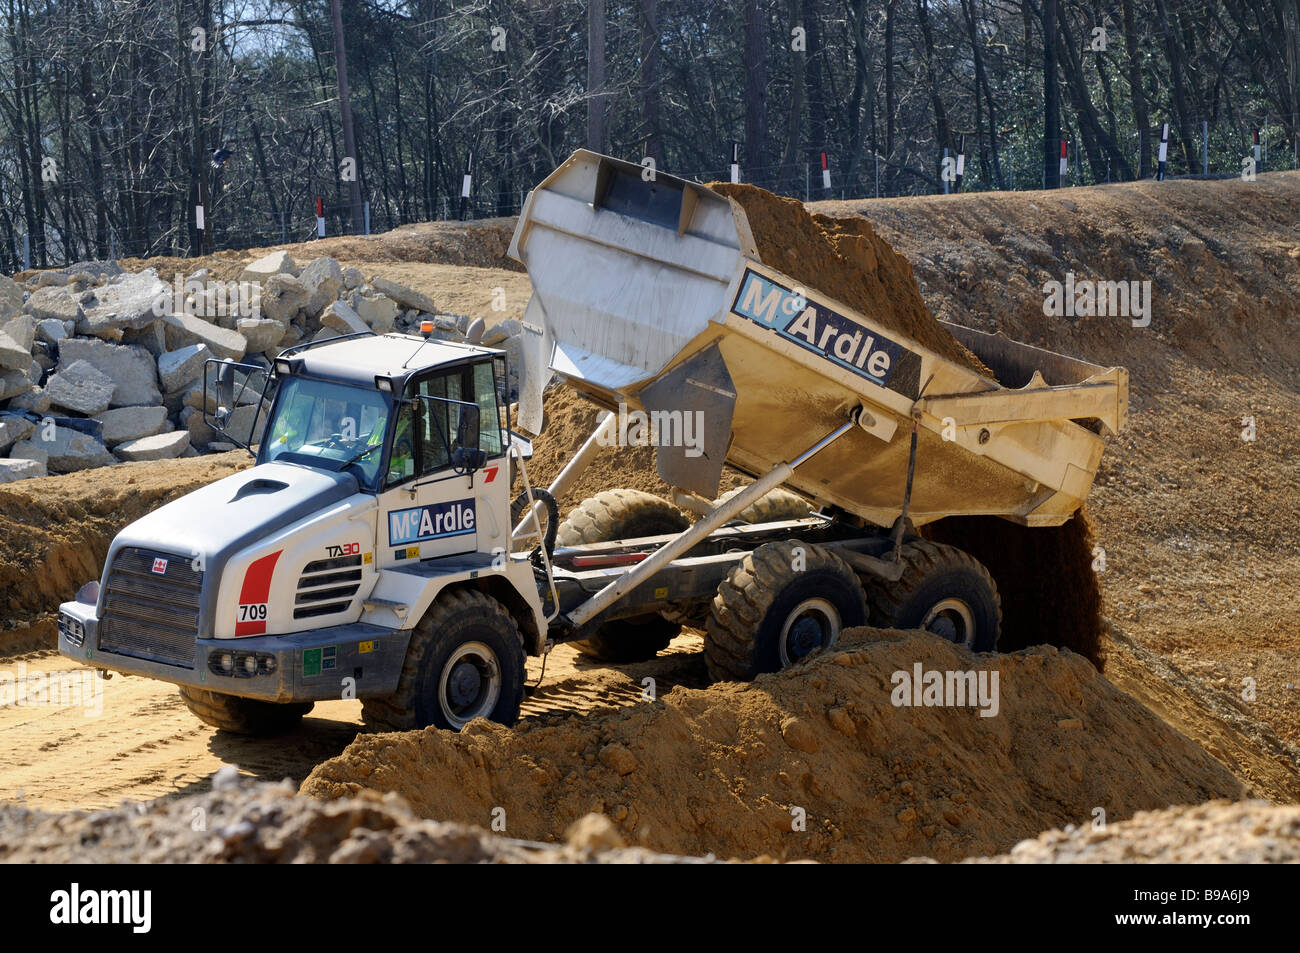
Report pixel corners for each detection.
[59,329,549,732]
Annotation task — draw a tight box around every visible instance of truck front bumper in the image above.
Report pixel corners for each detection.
[57,599,412,704]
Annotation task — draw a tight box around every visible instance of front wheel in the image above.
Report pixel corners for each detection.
[361,589,526,731]
[179,687,313,736]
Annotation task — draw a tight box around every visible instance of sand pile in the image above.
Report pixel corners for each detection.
[0,774,713,864]
[708,182,992,378]
[960,800,1300,863]
[302,629,1240,863]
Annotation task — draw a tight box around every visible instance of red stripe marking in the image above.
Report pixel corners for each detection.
[235,550,282,636]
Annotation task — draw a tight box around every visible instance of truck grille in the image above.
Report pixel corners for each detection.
[98,548,203,668]
[294,554,361,619]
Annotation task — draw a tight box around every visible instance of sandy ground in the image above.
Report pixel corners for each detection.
[0,637,702,811]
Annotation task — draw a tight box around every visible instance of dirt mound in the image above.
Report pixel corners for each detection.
[0,775,711,864]
[0,452,251,624]
[302,629,1241,863]
[97,218,522,284]
[960,800,1300,863]
[708,182,992,378]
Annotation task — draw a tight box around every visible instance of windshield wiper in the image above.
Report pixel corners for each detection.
[339,442,381,469]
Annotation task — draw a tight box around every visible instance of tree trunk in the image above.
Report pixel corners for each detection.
[587,0,607,152]
[640,0,662,164]
[331,0,365,233]
[743,0,768,187]
[1043,0,1061,188]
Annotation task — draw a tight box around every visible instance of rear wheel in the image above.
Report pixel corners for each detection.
[705,541,866,682]
[179,687,313,736]
[361,588,525,731]
[859,540,1001,651]
[557,489,690,663]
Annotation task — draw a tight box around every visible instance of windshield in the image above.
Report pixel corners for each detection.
[261,377,391,490]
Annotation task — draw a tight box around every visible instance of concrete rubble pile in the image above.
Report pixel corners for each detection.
[0,252,525,484]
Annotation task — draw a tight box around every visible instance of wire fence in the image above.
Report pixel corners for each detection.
[6,115,1298,272]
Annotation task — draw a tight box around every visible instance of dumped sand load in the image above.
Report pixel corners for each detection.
[0,776,713,864]
[924,510,1105,669]
[708,182,993,379]
[302,629,1241,863]
[521,386,748,513]
[960,800,1300,864]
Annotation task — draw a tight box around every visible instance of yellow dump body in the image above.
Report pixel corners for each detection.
[509,151,1127,528]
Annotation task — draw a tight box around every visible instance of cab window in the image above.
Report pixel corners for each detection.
[386,360,503,487]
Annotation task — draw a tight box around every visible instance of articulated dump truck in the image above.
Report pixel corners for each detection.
[59,150,1128,734]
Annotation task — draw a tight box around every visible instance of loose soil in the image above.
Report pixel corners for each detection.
[302,629,1241,863]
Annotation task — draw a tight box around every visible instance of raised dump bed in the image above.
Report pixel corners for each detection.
[510,150,1127,528]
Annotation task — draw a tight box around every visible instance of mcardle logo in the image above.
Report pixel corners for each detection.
[730,269,923,398]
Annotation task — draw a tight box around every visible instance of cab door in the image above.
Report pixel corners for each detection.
[375,360,504,569]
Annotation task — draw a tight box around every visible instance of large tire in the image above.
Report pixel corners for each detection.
[557,489,690,662]
[713,486,813,523]
[859,540,1001,651]
[705,541,866,682]
[179,686,313,736]
[361,589,525,731]
[556,488,689,546]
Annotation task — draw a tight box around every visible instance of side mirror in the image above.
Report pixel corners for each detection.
[452,403,486,471]
[456,403,480,451]
[216,362,236,426]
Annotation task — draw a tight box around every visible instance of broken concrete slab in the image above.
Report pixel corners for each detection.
[352,293,398,333]
[23,286,83,325]
[75,268,171,336]
[7,386,49,414]
[0,274,24,317]
[158,343,214,393]
[163,312,247,360]
[299,257,344,316]
[0,456,46,483]
[45,359,116,415]
[58,338,162,408]
[0,415,35,451]
[370,276,436,314]
[12,426,116,472]
[257,273,308,324]
[237,317,288,353]
[482,318,522,347]
[320,300,369,335]
[35,318,69,345]
[115,430,190,462]
[240,250,297,283]
[4,314,36,350]
[0,328,29,371]
[93,405,169,445]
